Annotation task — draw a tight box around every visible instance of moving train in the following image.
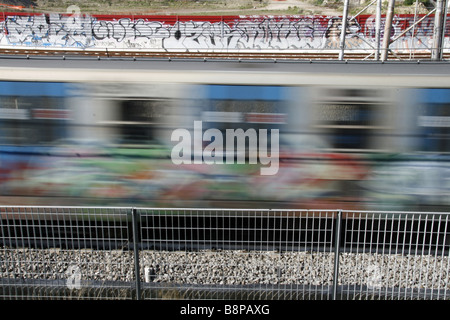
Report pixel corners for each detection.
[1,57,450,211]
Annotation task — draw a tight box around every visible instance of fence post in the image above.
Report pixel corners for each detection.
[332,210,343,300]
[131,207,142,300]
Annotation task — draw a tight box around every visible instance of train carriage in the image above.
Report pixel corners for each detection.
[0,58,450,211]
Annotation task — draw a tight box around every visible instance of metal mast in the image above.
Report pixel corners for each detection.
[432,0,448,61]
[339,0,350,61]
[381,0,396,61]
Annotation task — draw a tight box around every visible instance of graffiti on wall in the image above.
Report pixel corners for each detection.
[0,13,444,51]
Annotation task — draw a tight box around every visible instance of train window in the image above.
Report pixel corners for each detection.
[199,99,285,154]
[310,87,393,152]
[206,99,284,114]
[418,103,450,153]
[317,104,373,126]
[314,100,386,152]
[198,85,289,155]
[119,99,172,143]
[199,85,288,154]
[0,96,69,145]
[203,100,286,127]
[202,85,287,127]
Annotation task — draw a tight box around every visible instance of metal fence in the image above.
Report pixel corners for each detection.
[0,207,449,300]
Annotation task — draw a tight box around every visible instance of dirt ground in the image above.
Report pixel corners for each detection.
[264,0,342,15]
[1,0,431,17]
[2,0,348,15]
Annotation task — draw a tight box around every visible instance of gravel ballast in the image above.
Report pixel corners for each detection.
[1,247,449,292]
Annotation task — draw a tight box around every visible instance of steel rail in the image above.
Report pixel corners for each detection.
[0,48,446,61]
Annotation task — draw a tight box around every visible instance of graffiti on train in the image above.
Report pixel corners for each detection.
[0,13,443,51]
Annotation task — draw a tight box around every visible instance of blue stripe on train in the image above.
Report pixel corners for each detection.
[0,81,70,97]
[419,88,450,104]
[206,85,287,101]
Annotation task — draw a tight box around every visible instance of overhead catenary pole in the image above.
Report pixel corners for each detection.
[444,0,449,57]
[375,0,382,60]
[339,0,349,61]
[432,0,447,61]
[381,0,395,61]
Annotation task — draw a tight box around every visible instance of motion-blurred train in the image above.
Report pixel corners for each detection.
[1,58,450,211]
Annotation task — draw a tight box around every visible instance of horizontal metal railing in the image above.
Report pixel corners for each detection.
[0,206,448,300]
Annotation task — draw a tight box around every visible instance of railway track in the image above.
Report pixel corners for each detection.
[0,47,447,61]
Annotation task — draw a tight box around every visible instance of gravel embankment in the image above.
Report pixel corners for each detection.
[1,248,449,290]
